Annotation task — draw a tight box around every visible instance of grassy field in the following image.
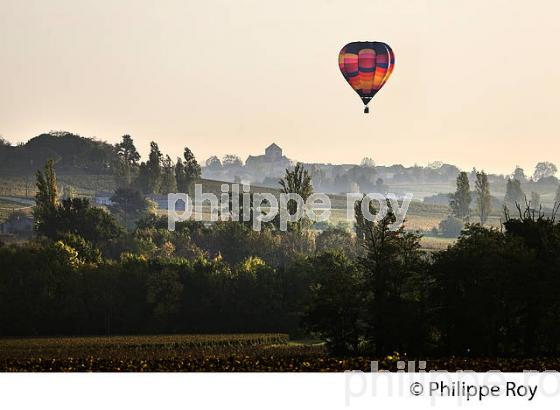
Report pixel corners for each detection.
[1,334,558,372]
[0,174,117,198]
[420,236,457,251]
[386,182,455,201]
[0,197,33,223]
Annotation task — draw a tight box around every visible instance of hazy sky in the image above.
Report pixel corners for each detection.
[1,0,559,174]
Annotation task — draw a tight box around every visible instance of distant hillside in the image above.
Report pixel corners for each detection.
[1,132,557,208]
[0,132,117,176]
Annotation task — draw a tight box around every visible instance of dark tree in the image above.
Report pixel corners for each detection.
[278,162,313,231]
[504,177,525,208]
[533,161,557,181]
[475,170,491,225]
[304,252,364,354]
[355,198,427,355]
[222,154,243,168]
[109,187,152,229]
[530,191,541,210]
[437,215,463,238]
[115,135,140,166]
[205,156,222,169]
[512,166,526,182]
[147,142,163,193]
[34,159,58,234]
[54,198,123,245]
[431,225,518,356]
[160,155,177,194]
[114,135,140,186]
[135,142,162,194]
[450,171,471,221]
[176,147,201,193]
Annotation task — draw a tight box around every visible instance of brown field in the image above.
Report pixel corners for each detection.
[1,334,558,372]
[419,236,456,251]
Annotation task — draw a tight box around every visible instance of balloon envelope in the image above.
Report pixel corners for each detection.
[338,41,395,110]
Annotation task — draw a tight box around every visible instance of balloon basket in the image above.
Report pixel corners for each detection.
[364,106,369,114]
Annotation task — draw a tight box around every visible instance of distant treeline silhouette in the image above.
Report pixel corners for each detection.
[1,132,559,199]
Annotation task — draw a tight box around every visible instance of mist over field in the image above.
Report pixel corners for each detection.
[1,1,560,375]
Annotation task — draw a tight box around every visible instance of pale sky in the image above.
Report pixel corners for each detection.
[0,0,559,174]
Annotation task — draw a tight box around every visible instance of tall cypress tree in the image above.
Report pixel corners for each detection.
[175,147,200,194]
[450,171,471,221]
[475,171,491,225]
[115,135,140,186]
[33,160,58,234]
[504,178,525,208]
[160,155,177,194]
[146,142,162,194]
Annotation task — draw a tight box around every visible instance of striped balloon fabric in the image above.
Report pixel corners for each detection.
[338,41,395,113]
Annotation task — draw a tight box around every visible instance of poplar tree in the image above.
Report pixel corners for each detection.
[450,171,471,221]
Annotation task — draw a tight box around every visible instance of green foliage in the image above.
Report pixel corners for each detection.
[147,142,163,193]
[512,166,526,182]
[109,187,152,229]
[134,141,164,194]
[437,215,464,238]
[504,177,525,208]
[197,221,283,266]
[174,158,185,192]
[279,162,313,203]
[432,225,517,355]
[357,200,427,355]
[360,157,375,168]
[475,170,491,224]
[0,132,117,176]
[278,162,313,231]
[304,252,365,354]
[222,154,242,168]
[347,164,378,192]
[176,147,201,193]
[114,134,140,187]
[160,155,177,194]
[115,135,140,167]
[306,199,428,356]
[5,167,560,359]
[533,161,557,181]
[146,268,184,328]
[33,160,61,236]
[315,225,359,259]
[0,241,86,335]
[37,197,122,246]
[433,207,560,356]
[32,160,123,257]
[530,191,541,210]
[449,171,471,220]
[205,155,222,169]
[58,232,102,264]
[34,160,58,232]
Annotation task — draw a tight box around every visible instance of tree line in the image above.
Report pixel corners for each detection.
[114,135,201,195]
[434,168,560,238]
[1,160,560,358]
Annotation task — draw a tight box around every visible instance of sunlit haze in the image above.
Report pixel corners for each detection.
[1,0,559,174]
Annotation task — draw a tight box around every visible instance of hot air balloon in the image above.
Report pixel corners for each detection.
[338,41,395,113]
